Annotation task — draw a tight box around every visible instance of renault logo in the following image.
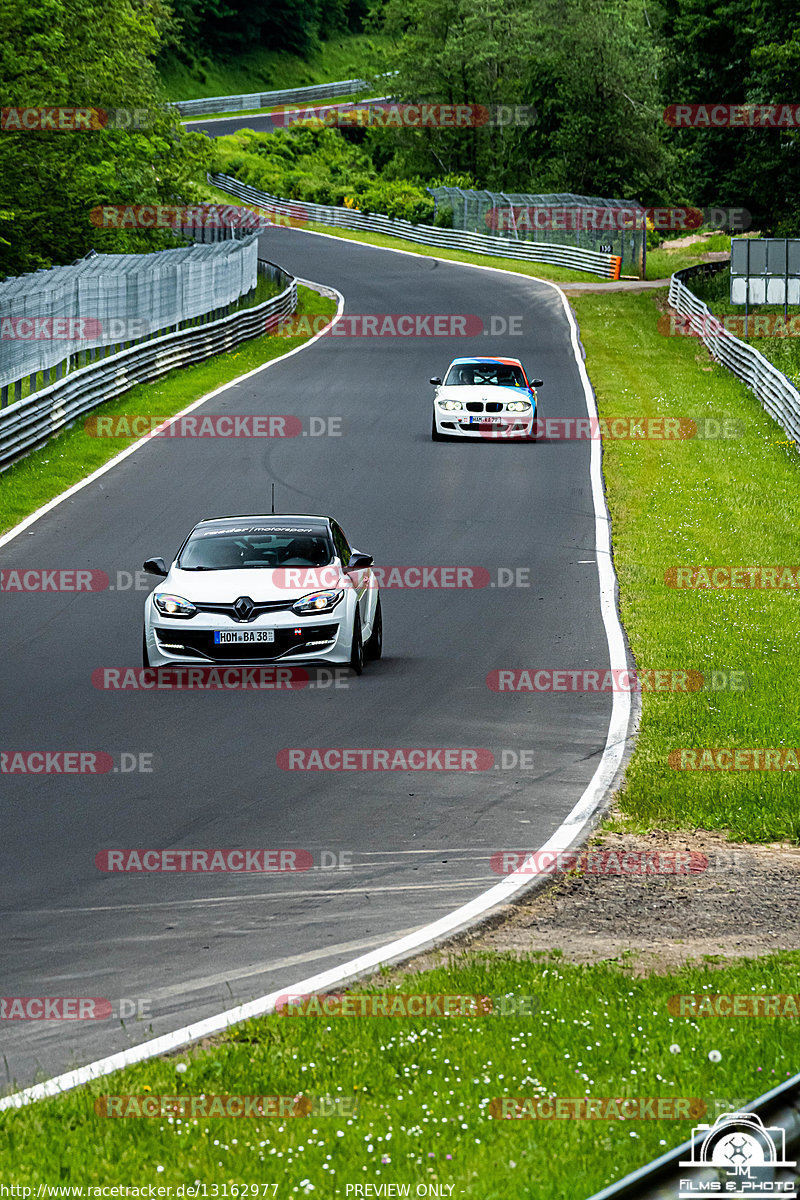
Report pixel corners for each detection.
[233,596,255,621]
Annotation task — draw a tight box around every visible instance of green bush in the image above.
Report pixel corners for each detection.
[356,179,434,223]
[433,202,454,228]
[212,128,434,223]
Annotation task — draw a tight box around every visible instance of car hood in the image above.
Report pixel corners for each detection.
[436,384,534,404]
[158,565,347,603]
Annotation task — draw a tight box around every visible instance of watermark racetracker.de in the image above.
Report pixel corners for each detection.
[274,102,537,128]
[485,204,750,233]
[93,848,356,872]
[1,751,154,774]
[486,668,751,692]
[664,103,800,128]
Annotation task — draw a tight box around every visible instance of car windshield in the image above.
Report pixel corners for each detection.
[444,363,527,388]
[178,531,335,570]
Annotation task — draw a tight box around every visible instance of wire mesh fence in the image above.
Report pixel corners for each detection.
[0,259,297,469]
[0,235,260,401]
[428,187,647,277]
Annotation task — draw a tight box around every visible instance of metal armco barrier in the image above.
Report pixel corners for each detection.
[209,173,623,279]
[585,1072,800,1199]
[669,260,800,445]
[174,77,391,118]
[0,263,296,471]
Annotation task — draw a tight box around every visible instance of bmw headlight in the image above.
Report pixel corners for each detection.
[507,401,532,412]
[292,590,344,615]
[154,593,197,617]
[438,399,463,411]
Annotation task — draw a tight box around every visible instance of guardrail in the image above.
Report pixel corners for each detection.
[0,261,296,472]
[174,76,391,118]
[1,235,260,401]
[209,173,623,278]
[669,260,800,444]
[585,1072,800,1199]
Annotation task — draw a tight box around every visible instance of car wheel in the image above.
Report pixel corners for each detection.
[431,412,445,441]
[364,595,382,660]
[142,628,152,668]
[349,610,364,675]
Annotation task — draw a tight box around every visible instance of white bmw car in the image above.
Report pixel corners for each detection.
[431,356,542,440]
[142,514,382,675]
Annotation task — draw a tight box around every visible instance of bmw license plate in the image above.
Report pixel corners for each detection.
[214,630,275,644]
[468,416,504,424]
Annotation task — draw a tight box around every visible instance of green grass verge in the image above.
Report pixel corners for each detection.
[159,35,390,102]
[201,186,625,285]
[2,952,798,1195]
[0,286,336,536]
[646,246,728,279]
[296,223,614,283]
[203,186,731,285]
[571,288,800,841]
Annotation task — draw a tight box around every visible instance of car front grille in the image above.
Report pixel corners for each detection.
[155,623,339,660]
[193,599,293,619]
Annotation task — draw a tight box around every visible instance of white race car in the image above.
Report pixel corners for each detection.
[142,514,382,675]
[431,356,542,440]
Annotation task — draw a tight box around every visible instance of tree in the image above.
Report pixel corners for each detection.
[0,0,212,277]
[373,0,675,201]
[663,0,800,231]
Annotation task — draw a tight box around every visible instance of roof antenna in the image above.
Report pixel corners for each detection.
[271,483,275,515]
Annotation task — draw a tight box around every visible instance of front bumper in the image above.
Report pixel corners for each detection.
[143,599,353,667]
[433,409,536,439]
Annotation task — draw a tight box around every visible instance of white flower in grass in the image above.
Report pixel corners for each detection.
[708,1050,722,1062]
[175,1062,187,1073]
[669,1044,681,1054]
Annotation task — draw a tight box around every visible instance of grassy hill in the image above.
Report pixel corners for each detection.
[158,33,390,101]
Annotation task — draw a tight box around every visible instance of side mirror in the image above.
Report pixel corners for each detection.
[429,376,442,386]
[346,551,373,571]
[143,557,168,577]
[531,379,544,387]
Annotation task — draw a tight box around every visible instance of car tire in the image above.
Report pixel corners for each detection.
[431,412,445,441]
[364,595,383,660]
[349,610,364,675]
[142,628,152,668]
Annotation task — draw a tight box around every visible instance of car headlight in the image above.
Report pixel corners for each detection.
[507,401,532,412]
[154,593,197,617]
[438,399,463,411]
[292,590,344,615]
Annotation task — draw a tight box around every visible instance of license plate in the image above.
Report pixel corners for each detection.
[214,629,275,644]
[468,416,504,424]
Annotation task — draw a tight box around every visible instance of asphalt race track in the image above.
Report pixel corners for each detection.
[184,99,386,138]
[0,228,622,1089]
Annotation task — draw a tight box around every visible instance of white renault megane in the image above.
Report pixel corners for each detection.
[142,514,382,675]
[431,356,543,440]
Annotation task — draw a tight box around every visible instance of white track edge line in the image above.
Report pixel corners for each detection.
[258,220,612,284]
[0,253,631,1110]
[0,282,345,552]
